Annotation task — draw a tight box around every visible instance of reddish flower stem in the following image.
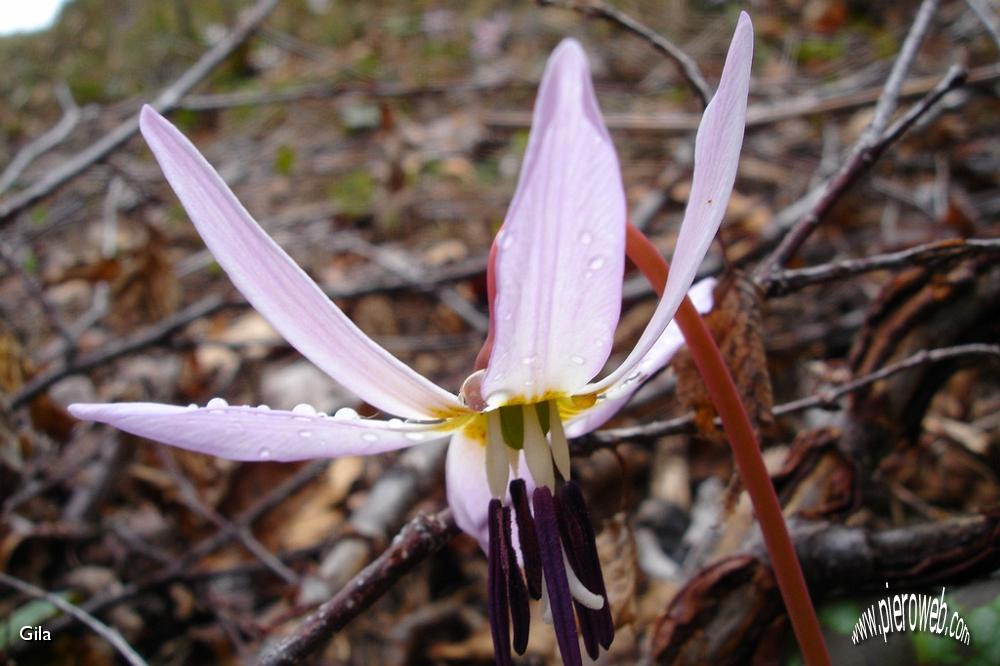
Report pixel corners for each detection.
[625,223,831,666]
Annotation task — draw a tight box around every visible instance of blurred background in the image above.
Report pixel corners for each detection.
[1,1,999,664]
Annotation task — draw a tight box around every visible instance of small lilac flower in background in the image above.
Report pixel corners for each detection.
[70,13,751,666]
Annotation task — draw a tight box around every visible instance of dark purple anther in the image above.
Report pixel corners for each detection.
[532,486,582,666]
[509,479,542,599]
[488,499,512,666]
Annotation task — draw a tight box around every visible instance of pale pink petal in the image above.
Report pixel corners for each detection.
[586,13,752,394]
[481,39,626,406]
[566,279,715,437]
[446,431,534,552]
[68,401,443,462]
[139,107,463,420]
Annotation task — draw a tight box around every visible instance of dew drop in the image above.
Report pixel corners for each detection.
[521,355,537,365]
[570,354,585,365]
[405,432,426,441]
[256,404,271,412]
[388,418,403,428]
[187,403,198,410]
[588,256,605,270]
[259,448,271,460]
[361,432,379,442]
[334,407,359,420]
[206,397,228,410]
[501,232,514,249]
[299,430,313,438]
[579,231,593,245]
[292,403,316,416]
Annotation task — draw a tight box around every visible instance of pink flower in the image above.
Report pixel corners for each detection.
[70,13,752,665]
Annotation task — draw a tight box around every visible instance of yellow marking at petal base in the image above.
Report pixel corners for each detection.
[557,392,598,420]
[460,414,488,445]
[430,405,475,420]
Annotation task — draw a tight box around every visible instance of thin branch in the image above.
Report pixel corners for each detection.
[257,509,459,666]
[578,343,1000,450]
[0,572,147,666]
[775,343,1000,413]
[7,252,488,410]
[964,0,1000,53]
[754,63,966,281]
[0,84,84,196]
[537,0,712,107]
[754,0,944,279]
[761,238,1000,297]
[0,0,280,226]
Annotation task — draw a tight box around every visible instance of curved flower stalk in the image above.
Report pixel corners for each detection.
[70,13,753,666]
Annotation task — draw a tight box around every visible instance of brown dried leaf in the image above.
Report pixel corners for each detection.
[674,271,775,442]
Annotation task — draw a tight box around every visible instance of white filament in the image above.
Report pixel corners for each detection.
[485,410,509,499]
[564,552,604,610]
[547,402,571,481]
[540,575,553,625]
[522,404,555,488]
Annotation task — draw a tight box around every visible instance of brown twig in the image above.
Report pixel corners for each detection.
[537,0,712,107]
[755,64,966,282]
[0,572,148,666]
[0,84,85,196]
[755,0,954,280]
[156,446,300,585]
[761,238,1000,297]
[0,0,280,226]
[256,509,459,666]
[484,63,1000,133]
[576,343,1000,451]
[7,253,488,410]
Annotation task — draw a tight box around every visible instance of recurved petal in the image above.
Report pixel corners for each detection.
[68,401,442,461]
[566,279,715,438]
[481,39,626,406]
[585,14,752,395]
[447,431,534,552]
[139,106,463,420]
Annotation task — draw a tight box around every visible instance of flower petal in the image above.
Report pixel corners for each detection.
[68,401,442,461]
[447,431,534,552]
[139,107,463,420]
[567,279,715,438]
[585,14,752,394]
[481,39,626,405]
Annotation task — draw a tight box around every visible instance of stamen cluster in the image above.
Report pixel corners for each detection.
[488,480,612,666]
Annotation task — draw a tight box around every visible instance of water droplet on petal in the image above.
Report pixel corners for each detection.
[588,256,605,270]
[388,418,403,427]
[405,432,426,441]
[579,231,593,245]
[570,354,585,365]
[259,448,271,460]
[522,355,537,365]
[361,432,379,443]
[334,407,359,420]
[206,397,228,410]
[292,403,316,416]
[187,404,197,410]
[299,430,313,438]
[501,232,514,249]
[257,404,271,412]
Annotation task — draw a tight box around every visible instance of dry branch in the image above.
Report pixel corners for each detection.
[0,0,280,226]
